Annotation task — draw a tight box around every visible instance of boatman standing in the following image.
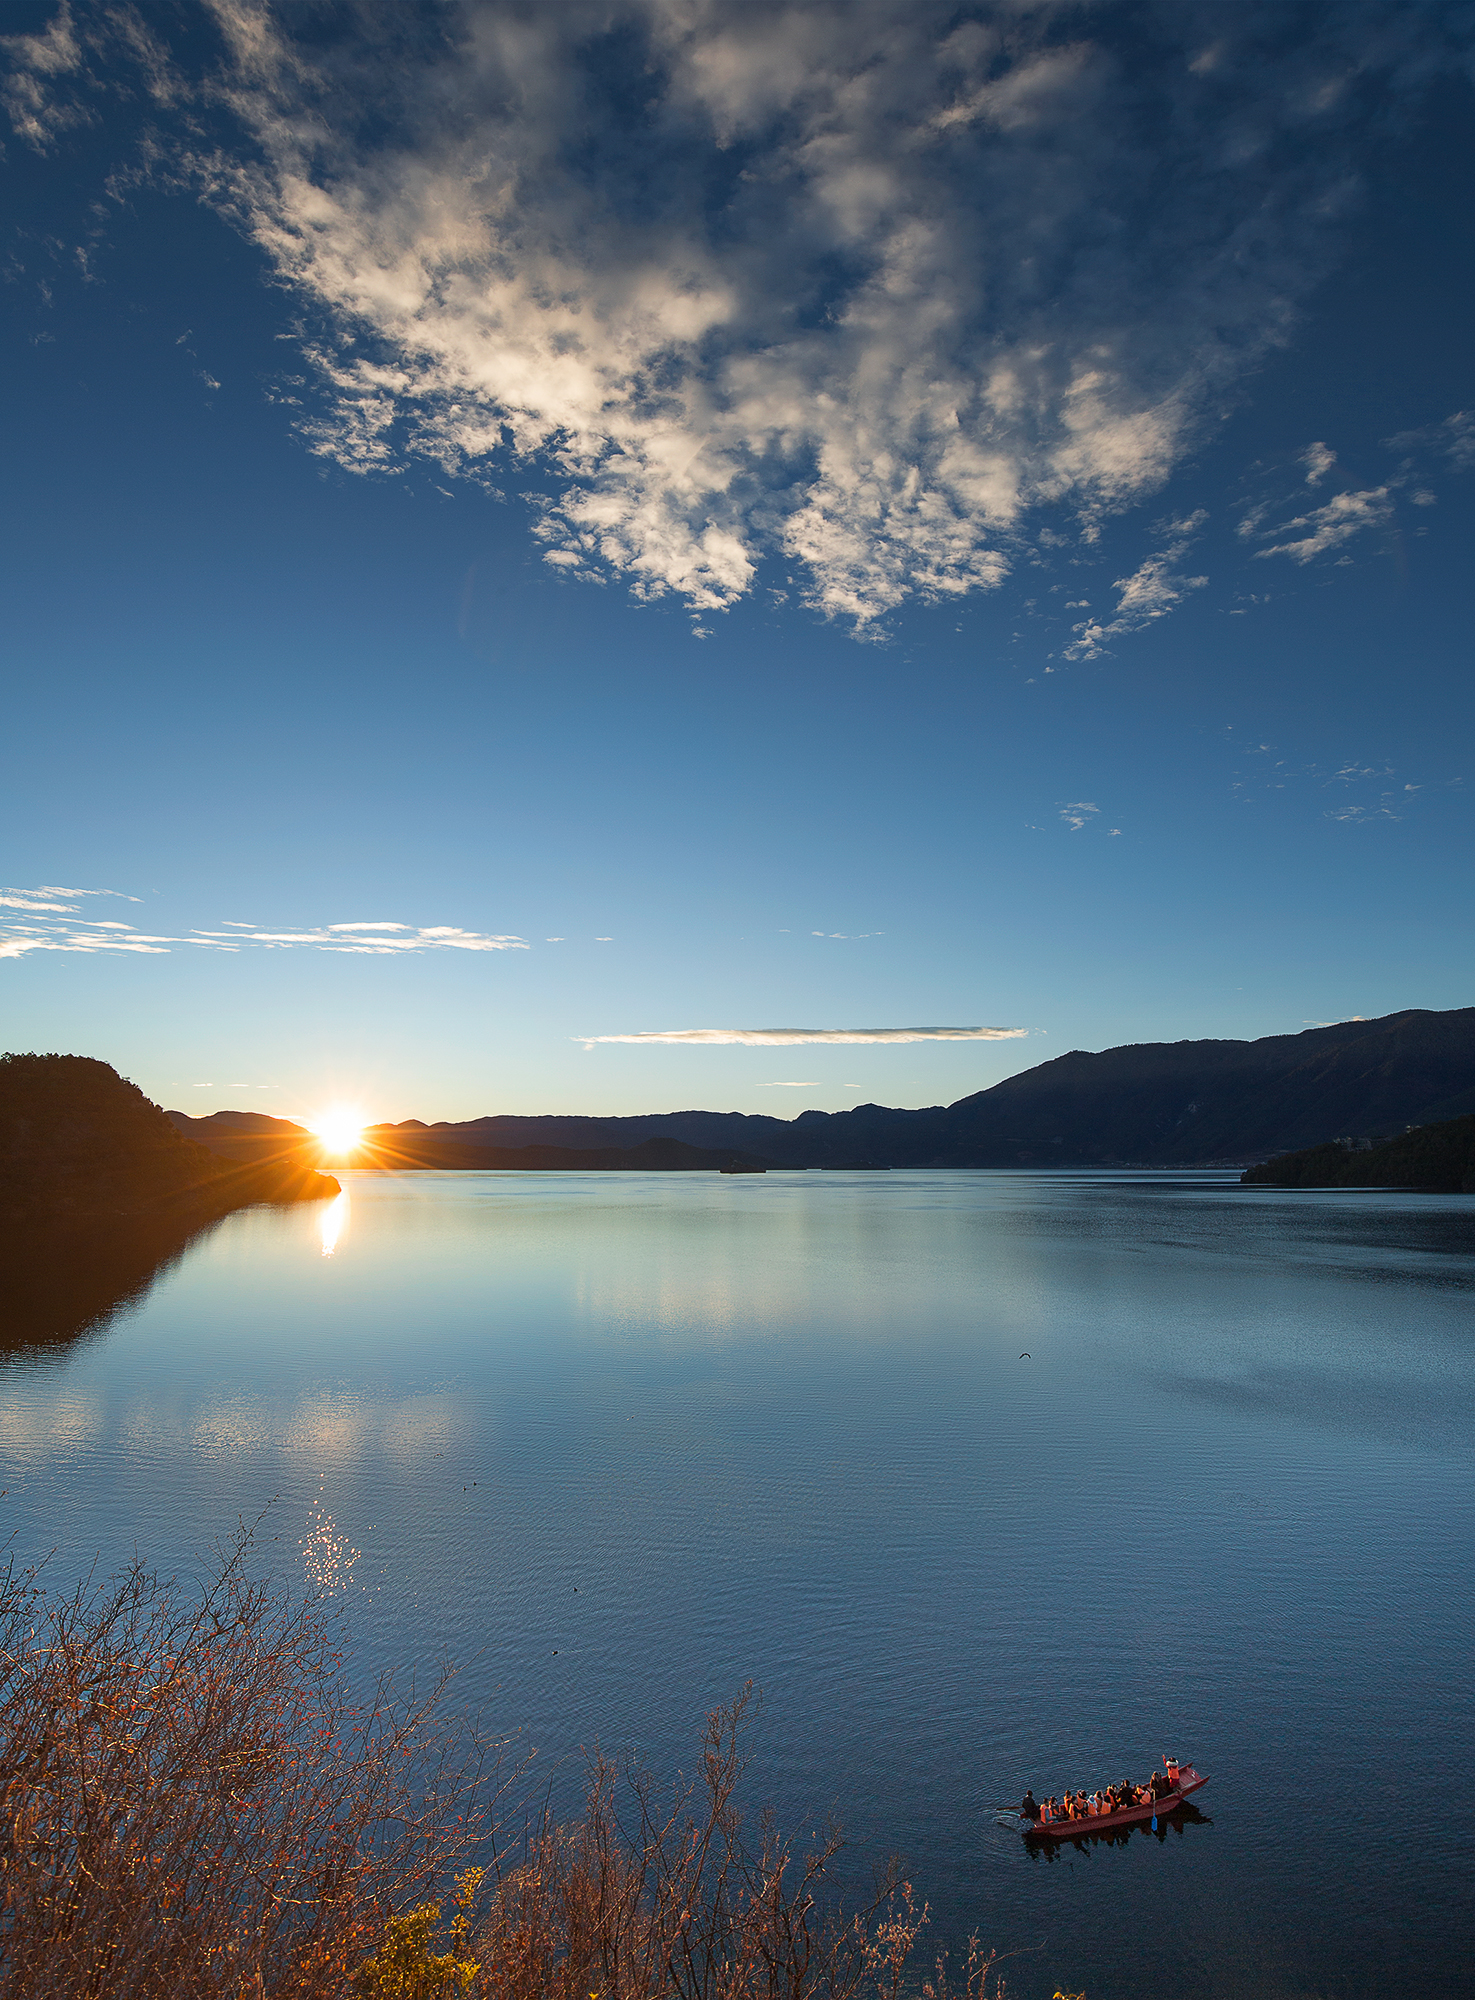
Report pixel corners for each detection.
[1020,1788,1040,1822]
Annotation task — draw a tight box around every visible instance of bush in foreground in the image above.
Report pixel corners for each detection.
[0,1537,1015,2000]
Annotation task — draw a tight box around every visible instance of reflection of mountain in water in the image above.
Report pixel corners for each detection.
[1,1053,337,1361]
[0,1210,233,1361]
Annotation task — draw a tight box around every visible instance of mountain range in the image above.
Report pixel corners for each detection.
[167,1006,1475,1171]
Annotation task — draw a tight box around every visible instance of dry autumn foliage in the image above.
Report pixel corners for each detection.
[0,1534,1015,2000]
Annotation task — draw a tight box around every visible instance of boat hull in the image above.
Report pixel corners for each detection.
[1024,1770,1207,1838]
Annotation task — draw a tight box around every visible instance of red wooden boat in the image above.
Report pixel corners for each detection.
[1020,1762,1208,1838]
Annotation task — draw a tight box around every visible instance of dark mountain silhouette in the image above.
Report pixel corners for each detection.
[165,1110,774,1174]
[1,1055,340,1356]
[1,1055,338,1219]
[1242,1113,1475,1192]
[169,1005,1475,1170]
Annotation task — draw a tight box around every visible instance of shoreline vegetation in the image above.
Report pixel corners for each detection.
[0,1530,1013,2000]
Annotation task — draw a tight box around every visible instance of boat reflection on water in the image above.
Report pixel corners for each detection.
[1021,1799,1213,1862]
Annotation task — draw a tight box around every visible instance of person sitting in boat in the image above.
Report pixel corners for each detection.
[1164,1756,1181,1788]
[1020,1789,1039,1822]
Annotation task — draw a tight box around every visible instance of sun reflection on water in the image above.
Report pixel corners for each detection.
[318,1191,350,1258]
[301,1477,361,1595]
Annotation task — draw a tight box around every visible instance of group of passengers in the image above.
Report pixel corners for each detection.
[1019,1763,1179,1824]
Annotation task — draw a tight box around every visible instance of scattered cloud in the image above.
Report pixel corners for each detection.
[8,2,1470,630]
[1227,739,1436,824]
[1058,802,1099,830]
[1251,486,1392,564]
[759,1080,824,1087]
[1385,409,1475,475]
[1062,514,1207,658]
[578,1025,1027,1049]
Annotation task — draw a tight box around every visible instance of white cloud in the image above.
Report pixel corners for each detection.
[1300,442,1336,485]
[1,890,527,960]
[0,3,86,149]
[189,923,526,954]
[1252,487,1392,564]
[1058,802,1099,830]
[0,893,77,914]
[759,1080,824,1087]
[0,883,141,913]
[577,1025,1027,1048]
[9,0,1465,629]
[1063,517,1207,659]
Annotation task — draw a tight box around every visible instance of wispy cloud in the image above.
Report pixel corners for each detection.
[1251,487,1392,564]
[578,1025,1026,1049]
[1226,737,1442,823]
[191,924,525,954]
[1062,512,1208,659]
[0,883,141,913]
[0,888,527,960]
[8,2,1468,631]
[1385,409,1475,475]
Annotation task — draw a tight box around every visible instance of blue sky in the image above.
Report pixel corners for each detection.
[3,1,1473,1124]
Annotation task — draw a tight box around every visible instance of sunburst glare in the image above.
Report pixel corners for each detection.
[310,1105,366,1157]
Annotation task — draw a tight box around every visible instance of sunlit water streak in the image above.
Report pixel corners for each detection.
[319,1190,350,1258]
[1,1170,1472,2000]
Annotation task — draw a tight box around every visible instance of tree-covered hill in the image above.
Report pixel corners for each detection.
[0,1054,337,1219]
[1241,1114,1475,1191]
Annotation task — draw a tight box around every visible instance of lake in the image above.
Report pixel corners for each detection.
[4,1169,1473,1999]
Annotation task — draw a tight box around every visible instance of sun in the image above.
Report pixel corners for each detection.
[310,1105,367,1157]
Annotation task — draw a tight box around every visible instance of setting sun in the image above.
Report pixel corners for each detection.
[310,1106,366,1157]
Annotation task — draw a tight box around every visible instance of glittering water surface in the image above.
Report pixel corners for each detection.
[5,1170,1474,1999]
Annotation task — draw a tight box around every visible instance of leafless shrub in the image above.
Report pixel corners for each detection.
[1,1543,991,2000]
[0,1527,493,2000]
[468,1685,931,2000]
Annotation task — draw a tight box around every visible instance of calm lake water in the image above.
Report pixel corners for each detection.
[4,1170,1474,1999]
